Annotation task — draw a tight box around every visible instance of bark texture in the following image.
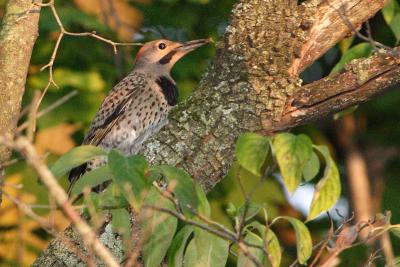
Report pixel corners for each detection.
[34,0,399,265]
[0,0,41,204]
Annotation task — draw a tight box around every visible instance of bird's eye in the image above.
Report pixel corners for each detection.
[158,43,167,50]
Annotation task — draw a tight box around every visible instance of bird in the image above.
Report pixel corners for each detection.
[67,38,211,194]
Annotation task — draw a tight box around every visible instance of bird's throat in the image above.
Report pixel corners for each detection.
[156,76,179,106]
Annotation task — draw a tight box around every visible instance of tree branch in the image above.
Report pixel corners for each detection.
[34,0,400,265]
[0,0,41,205]
[278,49,400,130]
[0,135,120,267]
[289,0,389,76]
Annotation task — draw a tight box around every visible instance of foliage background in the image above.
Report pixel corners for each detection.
[0,0,399,266]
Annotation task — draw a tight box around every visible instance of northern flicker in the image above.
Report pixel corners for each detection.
[68,38,211,193]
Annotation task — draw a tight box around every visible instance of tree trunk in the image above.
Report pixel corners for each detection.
[34,0,400,265]
[0,0,41,204]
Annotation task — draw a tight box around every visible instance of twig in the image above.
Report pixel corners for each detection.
[334,4,392,51]
[237,242,264,267]
[235,167,250,239]
[364,248,383,267]
[17,90,78,132]
[26,91,41,142]
[16,190,24,266]
[0,135,120,267]
[309,218,335,267]
[21,0,142,138]
[3,191,91,264]
[0,158,20,169]
[145,204,236,241]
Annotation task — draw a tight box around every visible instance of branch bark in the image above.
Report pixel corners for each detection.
[0,0,41,204]
[289,0,388,76]
[33,0,399,265]
[279,50,400,131]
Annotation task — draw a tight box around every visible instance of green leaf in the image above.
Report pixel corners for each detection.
[237,232,265,267]
[308,146,341,221]
[280,216,312,265]
[236,133,270,176]
[183,239,197,267]
[226,202,237,217]
[264,228,281,267]
[382,0,399,23]
[167,226,193,267]
[70,165,111,197]
[389,13,400,42]
[51,145,107,177]
[190,227,229,267]
[195,183,210,217]
[382,1,400,42]
[338,37,355,54]
[302,151,320,182]
[237,202,262,221]
[248,222,281,267]
[97,184,128,209]
[331,43,373,73]
[83,192,102,214]
[142,187,178,267]
[273,133,313,193]
[111,208,132,254]
[153,165,197,215]
[108,150,149,207]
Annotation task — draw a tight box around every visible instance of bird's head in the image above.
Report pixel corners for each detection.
[134,38,211,73]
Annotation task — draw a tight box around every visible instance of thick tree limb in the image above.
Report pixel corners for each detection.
[0,0,41,204]
[289,0,389,76]
[279,50,400,130]
[34,0,399,265]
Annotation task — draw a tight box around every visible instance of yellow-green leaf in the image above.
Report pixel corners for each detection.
[264,228,281,267]
[237,232,265,267]
[382,0,399,23]
[308,146,341,220]
[302,151,320,182]
[273,133,313,193]
[236,133,270,176]
[280,216,312,265]
[248,221,281,267]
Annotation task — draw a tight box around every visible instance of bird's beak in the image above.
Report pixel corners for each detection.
[159,38,212,66]
[174,38,212,54]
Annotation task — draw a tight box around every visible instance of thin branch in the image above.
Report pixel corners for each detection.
[144,204,236,242]
[26,91,41,142]
[17,90,78,132]
[144,204,264,267]
[0,135,120,267]
[0,158,20,169]
[334,4,392,51]
[21,0,142,140]
[2,191,89,264]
